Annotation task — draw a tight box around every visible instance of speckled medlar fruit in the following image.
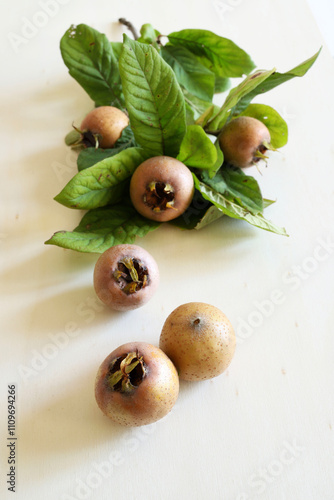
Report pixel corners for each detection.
[79,106,129,148]
[218,116,272,168]
[129,156,194,222]
[95,342,179,427]
[93,244,159,311]
[159,302,236,381]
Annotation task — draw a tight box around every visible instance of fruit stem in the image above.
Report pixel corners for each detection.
[119,18,139,40]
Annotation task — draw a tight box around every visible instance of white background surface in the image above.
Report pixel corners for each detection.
[1,0,334,499]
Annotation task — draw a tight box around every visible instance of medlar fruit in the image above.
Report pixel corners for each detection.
[218,116,272,168]
[93,244,159,311]
[129,156,194,222]
[159,302,236,381]
[95,342,179,426]
[79,106,129,148]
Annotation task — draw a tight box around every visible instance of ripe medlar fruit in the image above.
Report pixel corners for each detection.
[218,116,272,168]
[79,106,129,148]
[129,156,194,222]
[93,244,159,311]
[159,302,236,381]
[95,342,179,426]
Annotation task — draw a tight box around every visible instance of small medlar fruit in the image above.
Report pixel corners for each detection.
[95,342,179,426]
[159,302,236,381]
[93,244,159,311]
[218,116,272,168]
[79,106,129,148]
[129,156,194,222]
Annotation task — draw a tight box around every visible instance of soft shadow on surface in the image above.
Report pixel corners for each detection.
[25,285,122,338]
[18,367,159,488]
[0,244,96,294]
[19,368,130,458]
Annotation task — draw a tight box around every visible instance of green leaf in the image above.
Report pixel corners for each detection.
[177,125,217,169]
[171,191,276,231]
[161,45,215,101]
[193,174,288,236]
[208,140,224,178]
[263,198,276,208]
[119,35,186,157]
[170,189,219,230]
[185,102,195,125]
[182,88,219,122]
[172,203,223,230]
[60,24,125,109]
[214,76,231,94]
[77,126,138,171]
[110,41,123,60]
[206,68,276,132]
[114,124,138,147]
[137,24,159,45]
[55,147,148,209]
[207,49,322,131]
[167,29,255,78]
[201,167,263,215]
[194,205,224,230]
[240,103,288,148]
[233,48,321,115]
[195,105,216,128]
[45,205,160,253]
[77,147,126,171]
[65,129,81,146]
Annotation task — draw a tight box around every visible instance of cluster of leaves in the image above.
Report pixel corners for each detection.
[46,22,320,253]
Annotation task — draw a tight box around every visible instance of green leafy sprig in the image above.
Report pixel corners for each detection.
[46,21,320,252]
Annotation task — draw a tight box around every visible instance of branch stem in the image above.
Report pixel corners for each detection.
[118,18,139,40]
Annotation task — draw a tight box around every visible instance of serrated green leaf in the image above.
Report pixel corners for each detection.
[119,35,186,157]
[185,102,195,125]
[114,124,137,147]
[167,29,255,78]
[60,24,125,108]
[161,45,215,101]
[195,105,216,128]
[207,51,321,132]
[202,166,263,215]
[45,205,160,253]
[233,48,321,116]
[110,41,123,60]
[206,68,276,132]
[76,148,126,171]
[194,205,224,230]
[55,147,148,209]
[214,76,231,94]
[177,125,217,169]
[193,174,288,236]
[170,189,218,230]
[208,140,224,178]
[137,24,159,46]
[240,103,288,148]
[263,198,276,208]
[182,88,220,122]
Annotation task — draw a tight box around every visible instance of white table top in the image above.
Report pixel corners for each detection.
[1,0,334,499]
